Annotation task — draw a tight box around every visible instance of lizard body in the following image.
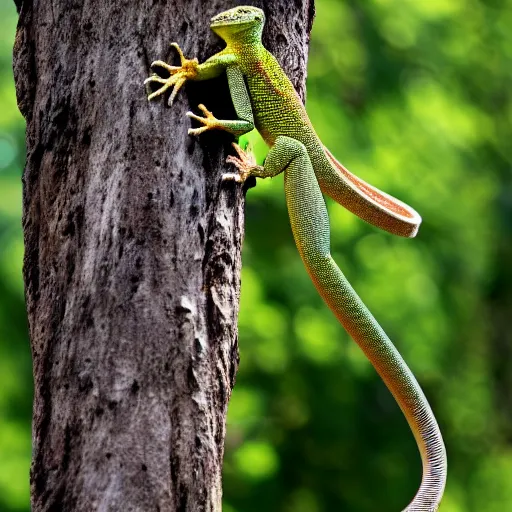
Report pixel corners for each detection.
[145,6,447,511]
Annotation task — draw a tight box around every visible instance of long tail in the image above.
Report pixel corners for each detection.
[283,144,447,510]
[309,256,447,511]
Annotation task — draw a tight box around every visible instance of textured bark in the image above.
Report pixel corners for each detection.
[12,0,314,511]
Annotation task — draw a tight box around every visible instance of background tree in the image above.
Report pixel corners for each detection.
[1,0,511,512]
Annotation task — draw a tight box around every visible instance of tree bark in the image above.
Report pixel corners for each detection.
[12,0,314,510]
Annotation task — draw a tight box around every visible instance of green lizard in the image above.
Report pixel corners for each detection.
[144,6,447,511]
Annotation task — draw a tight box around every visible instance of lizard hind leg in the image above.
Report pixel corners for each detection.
[283,138,446,511]
[225,137,297,183]
[318,147,422,238]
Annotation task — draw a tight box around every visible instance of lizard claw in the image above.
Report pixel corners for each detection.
[186,104,219,135]
[223,142,257,183]
[169,42,190,65]
[221,172,245,183]
[149,60,181,73]
[144,43,198,105]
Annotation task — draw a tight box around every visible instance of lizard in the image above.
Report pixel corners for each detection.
[144,6,447,511]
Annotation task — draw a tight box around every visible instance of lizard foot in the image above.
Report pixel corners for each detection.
[223,142,259,183]
[144,43,198,106]
[186,104,222,136]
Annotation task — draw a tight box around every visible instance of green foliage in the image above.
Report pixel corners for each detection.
[1,1,510,511]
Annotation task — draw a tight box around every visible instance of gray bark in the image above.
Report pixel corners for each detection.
[12,0,314,510]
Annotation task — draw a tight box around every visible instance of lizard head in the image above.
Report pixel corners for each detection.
[210,6,265,43]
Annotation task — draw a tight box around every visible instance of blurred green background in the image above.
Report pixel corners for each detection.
[1,0,511,511]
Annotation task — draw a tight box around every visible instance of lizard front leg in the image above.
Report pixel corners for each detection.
[144,43,235,106]
[186,105,254,138]
[186,66,255,138]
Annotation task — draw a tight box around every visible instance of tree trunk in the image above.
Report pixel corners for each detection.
[12,0,314,510]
